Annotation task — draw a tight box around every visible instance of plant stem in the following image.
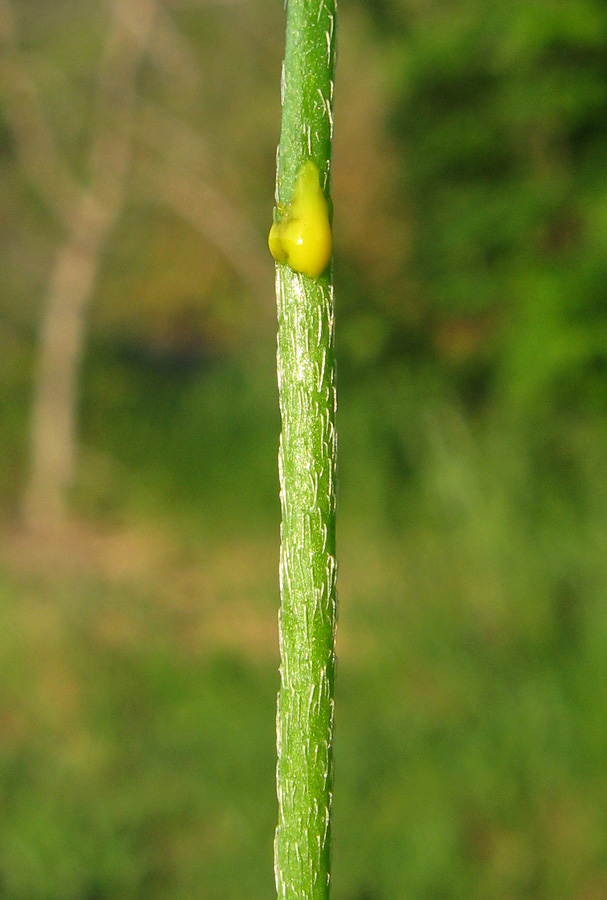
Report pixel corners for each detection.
[273,0,337,898]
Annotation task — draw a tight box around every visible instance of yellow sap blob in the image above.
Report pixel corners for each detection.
[269,160,332,278]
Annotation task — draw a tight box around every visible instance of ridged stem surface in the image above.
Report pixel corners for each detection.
[273,0,337,899]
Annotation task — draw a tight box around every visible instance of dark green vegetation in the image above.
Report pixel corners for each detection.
[1,494,607,900]
[2,0,607,898]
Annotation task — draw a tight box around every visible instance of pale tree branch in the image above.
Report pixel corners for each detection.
[164,0,251,8]
[0,0,82,226]
[138,156,270,306]
[142,0,202,93]
[137,101,211,176]
[89,0,157,210]
[135,104,269,307]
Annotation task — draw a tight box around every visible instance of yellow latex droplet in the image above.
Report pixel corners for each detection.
[269,161,332,278]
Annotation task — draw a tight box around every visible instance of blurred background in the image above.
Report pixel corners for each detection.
[1,0,607,897]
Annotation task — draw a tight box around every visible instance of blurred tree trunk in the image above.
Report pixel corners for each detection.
[0,0,269,530]
[11,0,157,531]
[22,197,110,529]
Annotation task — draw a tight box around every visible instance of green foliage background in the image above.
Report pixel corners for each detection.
[2,0,607,898]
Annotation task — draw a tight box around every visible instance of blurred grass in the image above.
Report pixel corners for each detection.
[0,525,279,900]
[2,356,607,899]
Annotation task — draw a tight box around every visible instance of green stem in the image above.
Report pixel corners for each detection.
[273,0,337,899]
